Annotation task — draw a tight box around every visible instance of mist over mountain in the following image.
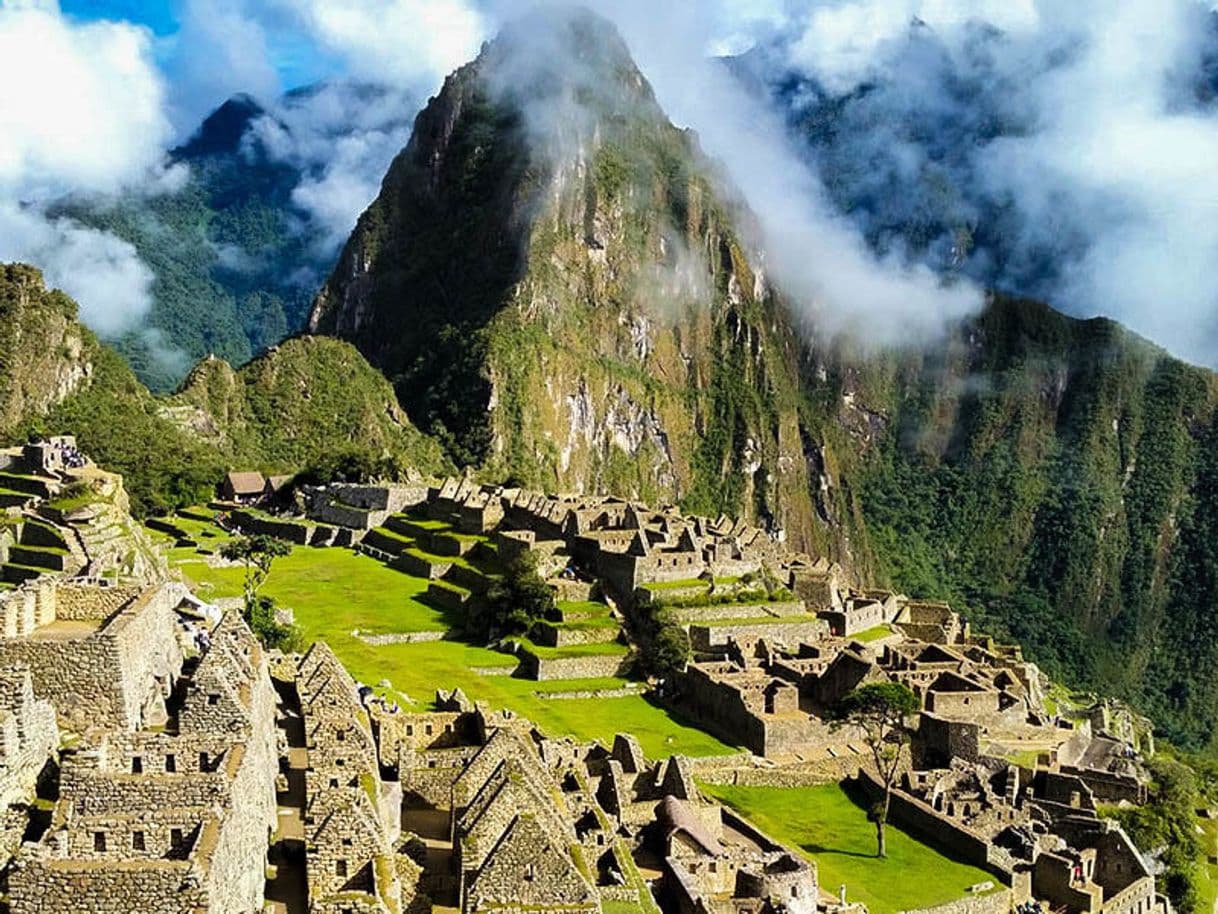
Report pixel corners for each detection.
[58,80,419,390]
[729,2,1218,368]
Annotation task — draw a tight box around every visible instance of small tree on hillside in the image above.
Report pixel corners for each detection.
[475,552,555,640]
[643,611,691,679]
[832,681,920,859]
[220,534,299,651]
[221,534,292,608]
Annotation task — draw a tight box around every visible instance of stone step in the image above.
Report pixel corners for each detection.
[363,527,413,557]
[19,519,68,550]
[0,489,33,510]
[0,473,54,499]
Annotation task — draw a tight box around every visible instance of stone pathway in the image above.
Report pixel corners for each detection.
[266,680,308,914]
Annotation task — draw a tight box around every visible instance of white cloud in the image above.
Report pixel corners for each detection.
[759,0,1218,364]
[0,0,171,341]
[248,81,418,254]
[163,0,280,134]
[0,202,155,336]
[0,0,170,194]
[267,0,485,89]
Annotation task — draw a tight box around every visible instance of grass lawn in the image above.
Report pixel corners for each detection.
[701,783,1001,914]
[853,625,896,643]
[171,533,734,759]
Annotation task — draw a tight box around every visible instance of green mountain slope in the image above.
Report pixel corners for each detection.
[309,8,861,561]
[0,264,98,432]
[842,296,1218,749]
[0,263,446,517]
[168,335,448,475]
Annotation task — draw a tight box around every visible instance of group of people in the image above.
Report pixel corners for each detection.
[50,439,86,470]
[1017,900,1047,914]
[356,681,402,715]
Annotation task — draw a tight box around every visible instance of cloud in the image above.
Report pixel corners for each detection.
[262,0,485,90]
[749,0,1218,365]
[0,0,172,342]
[248,81,418,255]
[161,0,280,135]
[0,0,170,194]
[477,0,983,346]
[0,202,155,336]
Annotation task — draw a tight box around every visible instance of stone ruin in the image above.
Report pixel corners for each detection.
[0,438,164,587]
[4,583,278,914]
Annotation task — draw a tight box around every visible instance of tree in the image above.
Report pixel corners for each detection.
[643,611,690,678]
[220,534,292,611]
[832,682,920,859]
[472,552,555,640]
[219,534,298,652]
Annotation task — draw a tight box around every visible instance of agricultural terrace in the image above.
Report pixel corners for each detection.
[149,509,735,759]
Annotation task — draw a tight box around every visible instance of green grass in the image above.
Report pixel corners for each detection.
[1198,817,1218,914]
[174,538,733,759]
[557,599,614,618]
[853,625,896,643]
[701,783,1001,914]
[514,638,628,659]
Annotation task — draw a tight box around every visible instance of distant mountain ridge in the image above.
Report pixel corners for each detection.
[0,264,446,516]
[61,81,417,391]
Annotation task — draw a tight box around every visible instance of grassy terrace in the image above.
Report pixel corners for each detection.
[701,783,1000,914]
[160,513,733,758]
[512,637,628,659]
[852,624,897,643]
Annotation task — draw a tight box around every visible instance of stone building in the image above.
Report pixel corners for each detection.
[0,667,56,809]
[297,642,406,913]
[0,581,186,733]
[655,795,817,914]
[7,603,278,914]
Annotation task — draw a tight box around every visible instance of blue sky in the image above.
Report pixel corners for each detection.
[61,0,176,35]
[60,0,333,92]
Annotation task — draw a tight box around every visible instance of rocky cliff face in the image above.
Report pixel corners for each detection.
[0,264,97,436]
[310,9,861,558]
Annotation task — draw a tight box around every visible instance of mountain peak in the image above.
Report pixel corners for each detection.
[174,93,266,160]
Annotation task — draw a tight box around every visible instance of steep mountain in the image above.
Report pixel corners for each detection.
[0,264,446,516]
[62,83,417,391]
[309,11,1218,751]
[835,296,1218,750]
[310,8,858,561]
[0,264,98,433]
[168,335,448,476]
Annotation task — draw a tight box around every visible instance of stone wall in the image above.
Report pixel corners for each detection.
[53,583,143,621]
[0,584,183,732]
[688,620,824,653]
[521,652,629,682]
[853,770,1013,880]
[8,855,208,913]
[897,889,1013,914]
